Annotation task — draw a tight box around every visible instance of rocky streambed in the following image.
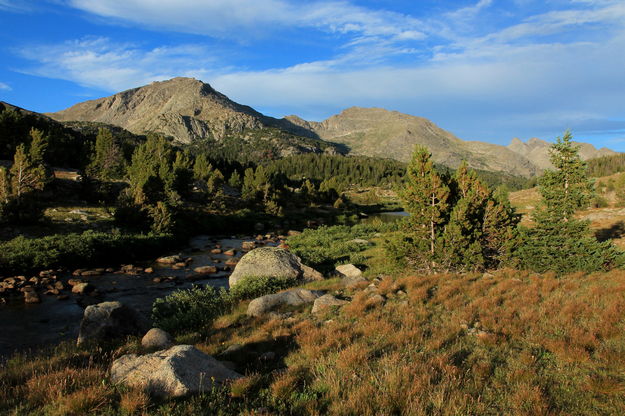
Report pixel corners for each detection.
[0,234,282,358]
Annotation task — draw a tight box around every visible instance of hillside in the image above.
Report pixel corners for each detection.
[285,107,540,177]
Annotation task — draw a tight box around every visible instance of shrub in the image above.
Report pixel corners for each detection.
[229,275,298,302]
[152,285,231,334]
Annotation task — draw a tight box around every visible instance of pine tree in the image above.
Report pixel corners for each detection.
[481,186,519,268]
[0,167,9,204]
[87,128,124,180]
[193,154,213,182]
[517,131,622,273]
[28,128,48,166]
[10,144,45,202]
[228,170,242,189]
[400,146,450,269]
[241,168,256,201]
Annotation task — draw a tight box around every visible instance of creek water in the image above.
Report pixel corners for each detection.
[362,211,409,223]
[0,235,277,359]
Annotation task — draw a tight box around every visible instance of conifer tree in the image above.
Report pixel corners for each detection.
[517,131,622,273]
[228,170,242,189]
[10,144,45,202]
[0,167,9,204]
[87,127,124,180]
[193,154,213,182]
[481,186,519,268]
[241,168,256,201]
[28,128,48,166]
[400,146,450,268]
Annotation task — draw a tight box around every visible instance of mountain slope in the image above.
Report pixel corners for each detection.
[285,107,539,177]
[508,137,616,169]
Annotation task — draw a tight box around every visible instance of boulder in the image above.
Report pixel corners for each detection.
[141,328,173,350]
[311,294,349,314]
[110,345,241,399]
[336,264,367,288]
[241,241,256,251]
[71,282,95,295]
[229,247,323,288]
[77,301,148,345]
[23,288,41,304]
[247,289,324,317]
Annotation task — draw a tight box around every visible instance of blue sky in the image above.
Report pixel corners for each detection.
[0,0,624,150]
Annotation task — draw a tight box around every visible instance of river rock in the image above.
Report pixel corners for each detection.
[311,294,349,314]
[241,241,256,251]
[23,288,41,304]
[229,247,323,288]
[247,289,324,317]
[194,265,217,275]
[224,249,236,256]
[141,328,173,350]
[71,282,94,295]
[77,301,148,345]
[156,255,183,264]
[110,345,241,399]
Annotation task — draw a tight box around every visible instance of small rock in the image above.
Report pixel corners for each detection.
[23,289,41,304]
[259,351,276,361]
[224,249,236,256]
[242,241,256,251]
[366,294,385,307]
[152,277,163,283]
[72,282,95,295]
[144,267,154,274]
[287,230,301,236]
[211,248,222,254]
[156,255,183,265]
[194,266,218,275]
[81,270,102,277]
[67,278,83,287]
[311,294,349,314]
[141,328,173,350]
[72,269,85,276]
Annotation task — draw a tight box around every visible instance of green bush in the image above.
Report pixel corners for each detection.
[229,275,298,301]
[152,285,231,334]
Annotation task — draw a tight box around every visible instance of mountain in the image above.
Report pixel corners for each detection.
[47,77,338,158]
[285,107,540,177]
[507,137,617,170]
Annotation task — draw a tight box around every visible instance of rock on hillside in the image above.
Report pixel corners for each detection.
[285,107,539,177]
[508,137,617,170]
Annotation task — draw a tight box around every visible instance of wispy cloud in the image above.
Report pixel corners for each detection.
[0,82,11,91]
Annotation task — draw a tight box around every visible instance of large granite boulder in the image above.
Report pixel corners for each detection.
[229,247,323,288]
[110,345,241,398]
[247,288,324,317]
[77,301,148,345]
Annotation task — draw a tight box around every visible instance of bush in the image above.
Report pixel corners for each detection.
[229,275,298,302]
[152,285,231,334]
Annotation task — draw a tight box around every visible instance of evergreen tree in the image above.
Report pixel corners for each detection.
[10,144,45,202]
[87,128,124,180]
[0,167,9,204]
[241,168,256,201]
[193,153,213,182]
[517,132,622,273]
[228,170,242,189]
[481,186,519,268]
[28,128,48,166]
[400,146,450,269]
[172,151,193,197]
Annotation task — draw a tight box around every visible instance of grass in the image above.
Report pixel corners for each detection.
[3,269,625,414]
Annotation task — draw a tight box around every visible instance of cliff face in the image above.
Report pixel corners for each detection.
[507,137,617,169]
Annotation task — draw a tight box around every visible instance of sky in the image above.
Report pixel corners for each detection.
[0,0,624,150]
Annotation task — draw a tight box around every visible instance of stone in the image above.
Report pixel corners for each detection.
[224,249,236,256]
[259,351,276,361]
[144,267,154,274]
[241,241,256,251]
[71,282,95,295]
[336,264,367,288]
[72,269,85,276]
[67,278,83,287]
[110,345,241,399]
[311,294,349,314]
[77,301,148,345]
[141,328,174,350]
[211,248,222,254]
[194,266,218,275]
[156,255,183,264]
[287,230,301,237]
[348,238,371,245]
[81,270,102,277]
[23,288,41,304]
[366,294,386,307]
[229,247,323,288]
[247,289,324,317]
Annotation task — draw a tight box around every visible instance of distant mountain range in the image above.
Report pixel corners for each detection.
[33,77,616,176]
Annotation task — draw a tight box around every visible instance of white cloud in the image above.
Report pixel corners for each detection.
[16,37,221,92]
[67,0,425,41]
[0,82,11,91]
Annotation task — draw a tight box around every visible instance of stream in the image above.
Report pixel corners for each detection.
[0,235,277,359]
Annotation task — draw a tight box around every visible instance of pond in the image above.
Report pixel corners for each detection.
[362,210,409,223]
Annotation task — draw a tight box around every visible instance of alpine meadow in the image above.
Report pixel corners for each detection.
[1,1,625,415]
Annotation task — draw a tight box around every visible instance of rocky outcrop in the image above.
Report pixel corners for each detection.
[247,289,324,317]
[110,345,241,398]
[336,264,367,288]
[229,247,323,288]
[77,301,148,345]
